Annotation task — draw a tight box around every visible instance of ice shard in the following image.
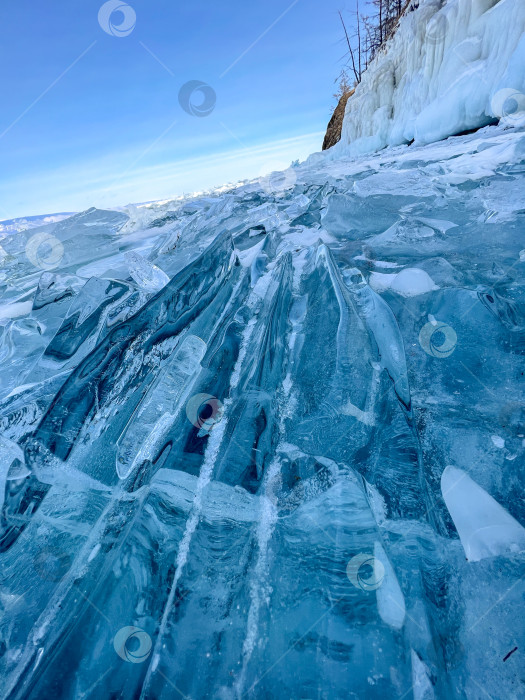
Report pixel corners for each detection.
[116,334,207,479]
[441,465,525,562]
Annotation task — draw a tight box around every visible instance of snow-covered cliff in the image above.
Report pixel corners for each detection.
[331,0,525,156]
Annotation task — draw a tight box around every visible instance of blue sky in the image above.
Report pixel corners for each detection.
[0,0,354,219]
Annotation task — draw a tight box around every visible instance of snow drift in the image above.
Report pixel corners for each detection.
[331,0,525,156]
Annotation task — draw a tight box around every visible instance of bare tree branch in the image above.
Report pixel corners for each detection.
[338,10,359,84]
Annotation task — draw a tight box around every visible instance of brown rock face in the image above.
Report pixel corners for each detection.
[322,90,354,151]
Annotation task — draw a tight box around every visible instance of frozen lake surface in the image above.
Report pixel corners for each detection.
[0,123,524,699]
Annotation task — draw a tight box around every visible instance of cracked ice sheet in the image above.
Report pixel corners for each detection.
[0,121,524,700]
